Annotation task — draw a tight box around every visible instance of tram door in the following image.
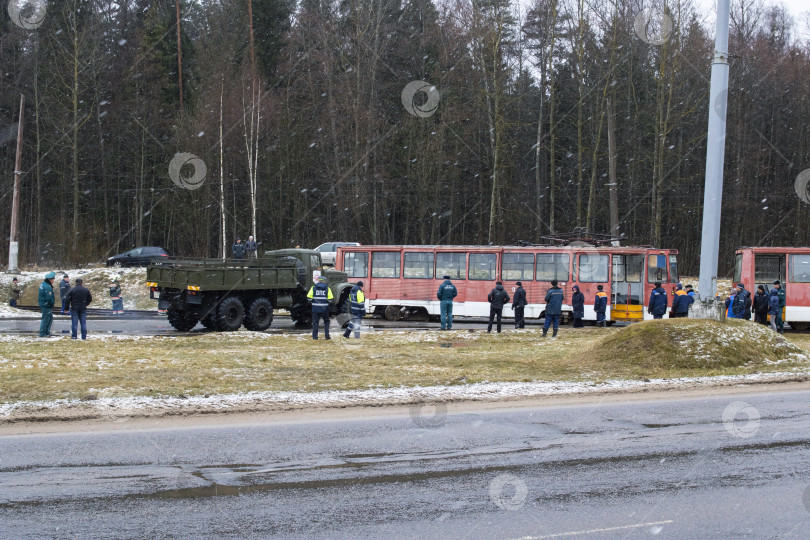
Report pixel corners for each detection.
[611,254,644,321]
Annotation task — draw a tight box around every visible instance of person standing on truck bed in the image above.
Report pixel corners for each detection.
[437,275,457,330]
[308,275,333,339]
[245,236,258,259]
[232,237,245,260]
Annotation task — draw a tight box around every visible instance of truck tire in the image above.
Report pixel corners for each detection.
[244,297,273,331]
[290,304,312,328]
[216,296,245,331]
[200,313,216,330]
[167,307,199,332]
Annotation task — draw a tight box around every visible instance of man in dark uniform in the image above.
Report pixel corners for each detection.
[38,271,56,337]
[486,281,510,333]
[64,278,93,340]
[670,283,693,318]
[232,238,245,260]
[59,274,71,314]
[543,280,564,337]
[648,282,668,319]
[512,281,527,329]
[343,281,366,339]
[307,276,333,339]
[773,280,786,332]
[436,275,457,330]
[594,284,608,326]
[768,286,781,333]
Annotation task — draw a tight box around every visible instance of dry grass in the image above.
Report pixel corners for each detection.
[1,321,809,404]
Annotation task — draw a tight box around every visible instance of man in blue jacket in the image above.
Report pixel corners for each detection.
[768,286,781,333]
[543,280,564,337]
[648,282,668,319]
[670,283,693,318]
[437,276,457,330]
[772,280,786,332]
[343,281,366,339]
[38,271,56,337]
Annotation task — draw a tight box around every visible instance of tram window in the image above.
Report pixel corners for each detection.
[790,255,810,283]
[669,255,679,283]
[648,254,667,283]
[344,252,368,278]
[578,254,609,282]
[436,253,466,279]
[503,253,534,281]
[733,253,743,284]
[613,255,643,282]
[536,253,569,281]
[371,252,401,278]
[755,255,784,283]
[470,253,497,280]
[404,252,434,279]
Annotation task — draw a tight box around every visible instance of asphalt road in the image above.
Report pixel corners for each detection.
[2,390,809,538]
[0,311,548,336]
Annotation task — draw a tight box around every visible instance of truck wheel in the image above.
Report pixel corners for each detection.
[200,313,216,330]
[290,304,312,328]
[167,308,199,332]
[244,298,273,331]
[215,296,244,331]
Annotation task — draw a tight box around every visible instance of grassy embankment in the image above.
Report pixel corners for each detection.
[1,319,808,404]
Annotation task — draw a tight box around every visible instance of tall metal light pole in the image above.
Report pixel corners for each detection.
[698,0,731,302]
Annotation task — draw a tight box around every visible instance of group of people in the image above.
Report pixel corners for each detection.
[232,236,258,260]
[22,272,127,338]
[306,276,366,340]
[436,277,611,338]
[723,280,786,333]
[647,282,696,319]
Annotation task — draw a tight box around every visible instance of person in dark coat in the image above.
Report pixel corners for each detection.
[64,278,92,340]
[59,274,71,314]
[343,281,366,339]
[511,282,527,329]
[307,276,333,339]
[752,285,769,325]
[594,284,608,326]
[109,278,124,315]
[486,281,510,333]
[773,280,786,332]
[232,238,245,260]
[437,276,457,330]
[543,280,564,337]
[571,285,585,328]
[768,286,781,332]
[731,283,751,319]
[648,282,668,319]
[670,283,693,318]
[38,271,56,337]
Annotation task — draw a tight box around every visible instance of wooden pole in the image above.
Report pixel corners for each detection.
[9,94,24,272]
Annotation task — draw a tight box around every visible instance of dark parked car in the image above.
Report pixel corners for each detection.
[106,247,169,267]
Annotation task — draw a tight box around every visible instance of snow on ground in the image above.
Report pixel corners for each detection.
[2,370,809,421]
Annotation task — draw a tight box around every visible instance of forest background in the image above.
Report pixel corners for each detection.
[1,0,809,275]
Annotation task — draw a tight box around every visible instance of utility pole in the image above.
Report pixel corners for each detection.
[9,94,24,273]
[698,0,731,303]
[176,0,183,110]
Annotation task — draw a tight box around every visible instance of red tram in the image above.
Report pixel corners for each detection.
[733,247,810,330]
[335,244,680,323]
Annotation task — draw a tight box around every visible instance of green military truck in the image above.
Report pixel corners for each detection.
[146,249,354,331]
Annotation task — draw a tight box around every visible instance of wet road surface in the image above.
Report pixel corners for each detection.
[2,390,810,538]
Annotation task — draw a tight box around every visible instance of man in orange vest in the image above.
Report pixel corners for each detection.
[594,285,608,327]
